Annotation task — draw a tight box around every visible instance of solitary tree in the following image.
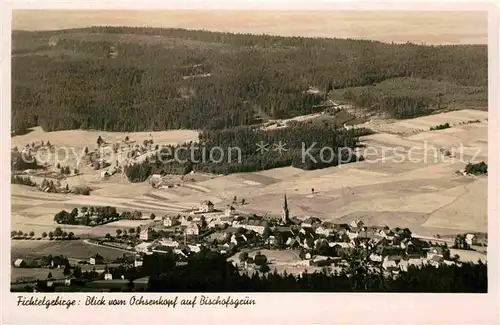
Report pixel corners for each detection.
[241,198,246,205]
[11,231,17,237]
[116,229,122,237]
[97,136,104,147]
[67,232,74,240]
[254,252,268,266]
[54,227,63,237]
[47,272,53,279]
[84,146,89,155]
[42,232,48,239]
[125,135,129,142]
[105,233,111,240]
[17,230,23,236]
[29,231,35,237]
[150,213,156,220]
[260,264,271,273]
[73,266,82,278]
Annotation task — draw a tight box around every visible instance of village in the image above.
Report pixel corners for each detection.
[11,193,487,292]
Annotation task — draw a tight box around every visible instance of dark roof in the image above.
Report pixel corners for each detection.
[224,227,239,234]
[275,226,291,233]
[303,217,322,224]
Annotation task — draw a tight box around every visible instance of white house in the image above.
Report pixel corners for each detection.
[369,253,383,262]
[180,216,194,227]
[163,215,180,227]
[328,242,353,249]
[134,259,143,268]
[236,218,268,235]
[185,223,200,236]
[465,233,476,246]
[429,255,443,268]
[89,254,104,265]
[382,256,402,270]
[158,239,179,248]
[104,273,113,280]
[350,219,364,229]
[13,259,25,268]
[315,226,334,237]
[199,200,214,213]
[140,228,154,241]
[426,247,445,260]
[346,230,359,240]
[64,277,73,286]
[135,242,153,253]
[301,217,321,228]
[224,205,236,217]
[187,244,201,253]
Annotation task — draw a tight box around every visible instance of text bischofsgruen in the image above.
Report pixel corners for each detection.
[16,295,256,309]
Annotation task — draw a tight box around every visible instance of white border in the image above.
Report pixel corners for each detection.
[1,1,499,325]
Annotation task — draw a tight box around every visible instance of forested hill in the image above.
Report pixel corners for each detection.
[12,27,487,133]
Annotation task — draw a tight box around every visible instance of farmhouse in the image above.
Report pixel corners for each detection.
[426,247,445,260]
[199,200,214,213]
[301,217,322,228]
[315,224,335,236]
[89,254,104,265]
[140,228,155,241]
[135,242,153,253]
[235,217,269,235]
[158,239,179,248]
[224,205,236,217]
[465,233,477,246]
[13,259,26,268]
[382,255,402,270]
[185,223,201,236]
[163,215,180,227]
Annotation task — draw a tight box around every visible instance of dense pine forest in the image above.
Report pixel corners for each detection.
[124,124,371,180]
[12,27,487,134]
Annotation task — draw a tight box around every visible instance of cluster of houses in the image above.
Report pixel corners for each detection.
[127,195,462,275]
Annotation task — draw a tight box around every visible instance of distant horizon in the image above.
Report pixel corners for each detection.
[12,10,488,45]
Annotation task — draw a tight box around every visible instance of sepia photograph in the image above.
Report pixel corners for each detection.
[8,7,491,296]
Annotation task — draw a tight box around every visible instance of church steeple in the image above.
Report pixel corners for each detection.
[281,193,290,225]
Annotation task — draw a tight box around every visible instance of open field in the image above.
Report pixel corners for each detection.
[11,240,133,261]
[12,11,487,45]
[11,110,488,252]
[11,267,65,282]
[449,249,487,264]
